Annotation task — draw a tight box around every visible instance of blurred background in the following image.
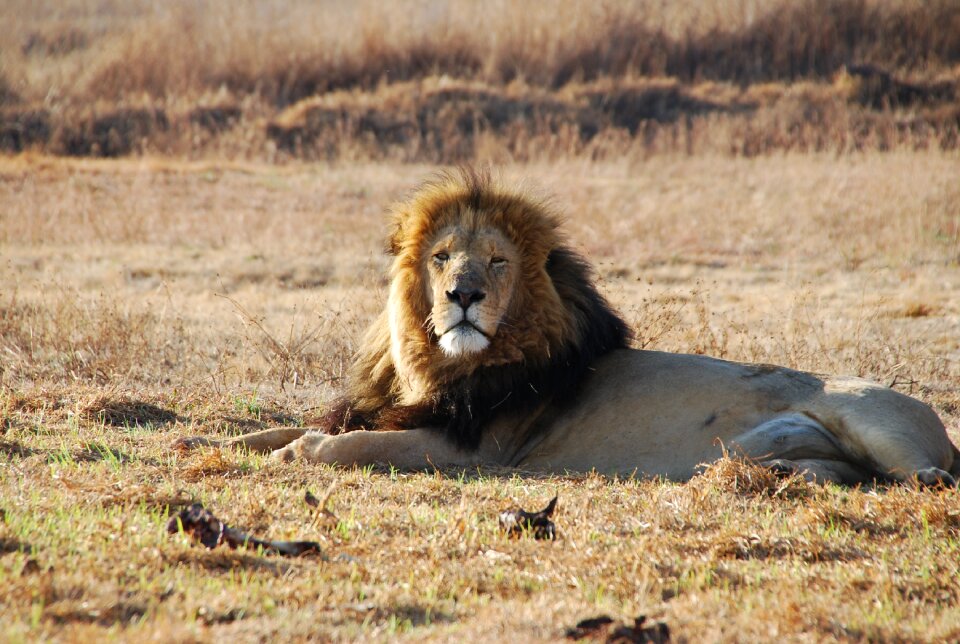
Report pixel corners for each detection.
[2,0,958,162]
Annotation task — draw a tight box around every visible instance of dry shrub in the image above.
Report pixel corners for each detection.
[0,108,50,152]
[670,0,960,83]
[0,71,19,106]
[53,105,169,157]
[266,79,593,162]
[73,3,485,106]
[733,83,852,155]
[264,75,959,162]
[529,0,960,87]
[839,64,959,109]
[1,103,182,157]
[75,10,209,103]
[223,295,359,392]
[186,103,241,133]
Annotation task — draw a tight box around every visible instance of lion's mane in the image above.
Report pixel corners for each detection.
[317,168,631,449]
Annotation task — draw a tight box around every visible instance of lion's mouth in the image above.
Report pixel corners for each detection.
[446,320,490,337]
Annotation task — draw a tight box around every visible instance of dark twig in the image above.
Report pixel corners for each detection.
[167,503,322,557]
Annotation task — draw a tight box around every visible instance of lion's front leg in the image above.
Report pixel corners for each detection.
[174,427,310,454]
[270,429,485,470]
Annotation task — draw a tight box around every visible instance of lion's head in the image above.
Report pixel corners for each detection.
[328,168,630,448]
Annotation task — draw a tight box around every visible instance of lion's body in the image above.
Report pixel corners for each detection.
[177,169,959,486]
[513,350,956,483]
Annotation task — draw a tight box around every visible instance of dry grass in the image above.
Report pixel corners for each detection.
[4,0,958,103]
[1,155,959,641]
[2,1,960,640]
[1,0,959,160]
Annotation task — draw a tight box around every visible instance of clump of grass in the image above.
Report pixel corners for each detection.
[690,455,813,499]
[181,448,247,482]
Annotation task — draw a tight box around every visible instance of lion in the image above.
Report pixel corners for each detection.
[176,169,960,486]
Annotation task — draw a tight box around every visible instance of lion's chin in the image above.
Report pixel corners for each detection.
[438,325,490,357]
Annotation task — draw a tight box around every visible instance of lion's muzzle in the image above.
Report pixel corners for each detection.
[435,274,497,356]
[437,298,492,356]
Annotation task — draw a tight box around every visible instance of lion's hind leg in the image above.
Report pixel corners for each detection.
[731,413,872,485]
[731,409,958,487]
[812,383,958,487]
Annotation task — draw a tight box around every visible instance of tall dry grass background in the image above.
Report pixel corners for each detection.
[1,1,960,641]
[4,0,959,100]
[1,0,959,160]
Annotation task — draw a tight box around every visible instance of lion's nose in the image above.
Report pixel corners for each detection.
[447,288,486,309]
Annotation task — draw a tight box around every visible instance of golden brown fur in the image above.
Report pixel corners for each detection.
[176,169,959,487]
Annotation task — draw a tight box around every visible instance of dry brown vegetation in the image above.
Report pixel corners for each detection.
[1,0,960,160]
[2,0,960,641]
[2,155,959,641]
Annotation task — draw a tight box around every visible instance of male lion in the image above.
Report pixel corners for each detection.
[178,169,959,486]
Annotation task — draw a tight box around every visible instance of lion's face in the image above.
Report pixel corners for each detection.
[425,224,520,357]
[379,169,614,403]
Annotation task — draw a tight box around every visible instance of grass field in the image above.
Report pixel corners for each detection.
[2,0,960,641]
[2,154,959,641]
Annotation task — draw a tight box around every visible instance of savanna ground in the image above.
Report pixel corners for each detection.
[2,1,960,642]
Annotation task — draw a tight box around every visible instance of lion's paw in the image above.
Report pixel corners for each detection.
[269,444,298,463]
[913,467,957,489]
[269,432,330,464]
[761,458,801,477]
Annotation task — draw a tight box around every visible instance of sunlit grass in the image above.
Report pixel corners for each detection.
[0,152,958,640]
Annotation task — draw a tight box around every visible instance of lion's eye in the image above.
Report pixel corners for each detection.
[433,252,449,264]
[490,257,507,267]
